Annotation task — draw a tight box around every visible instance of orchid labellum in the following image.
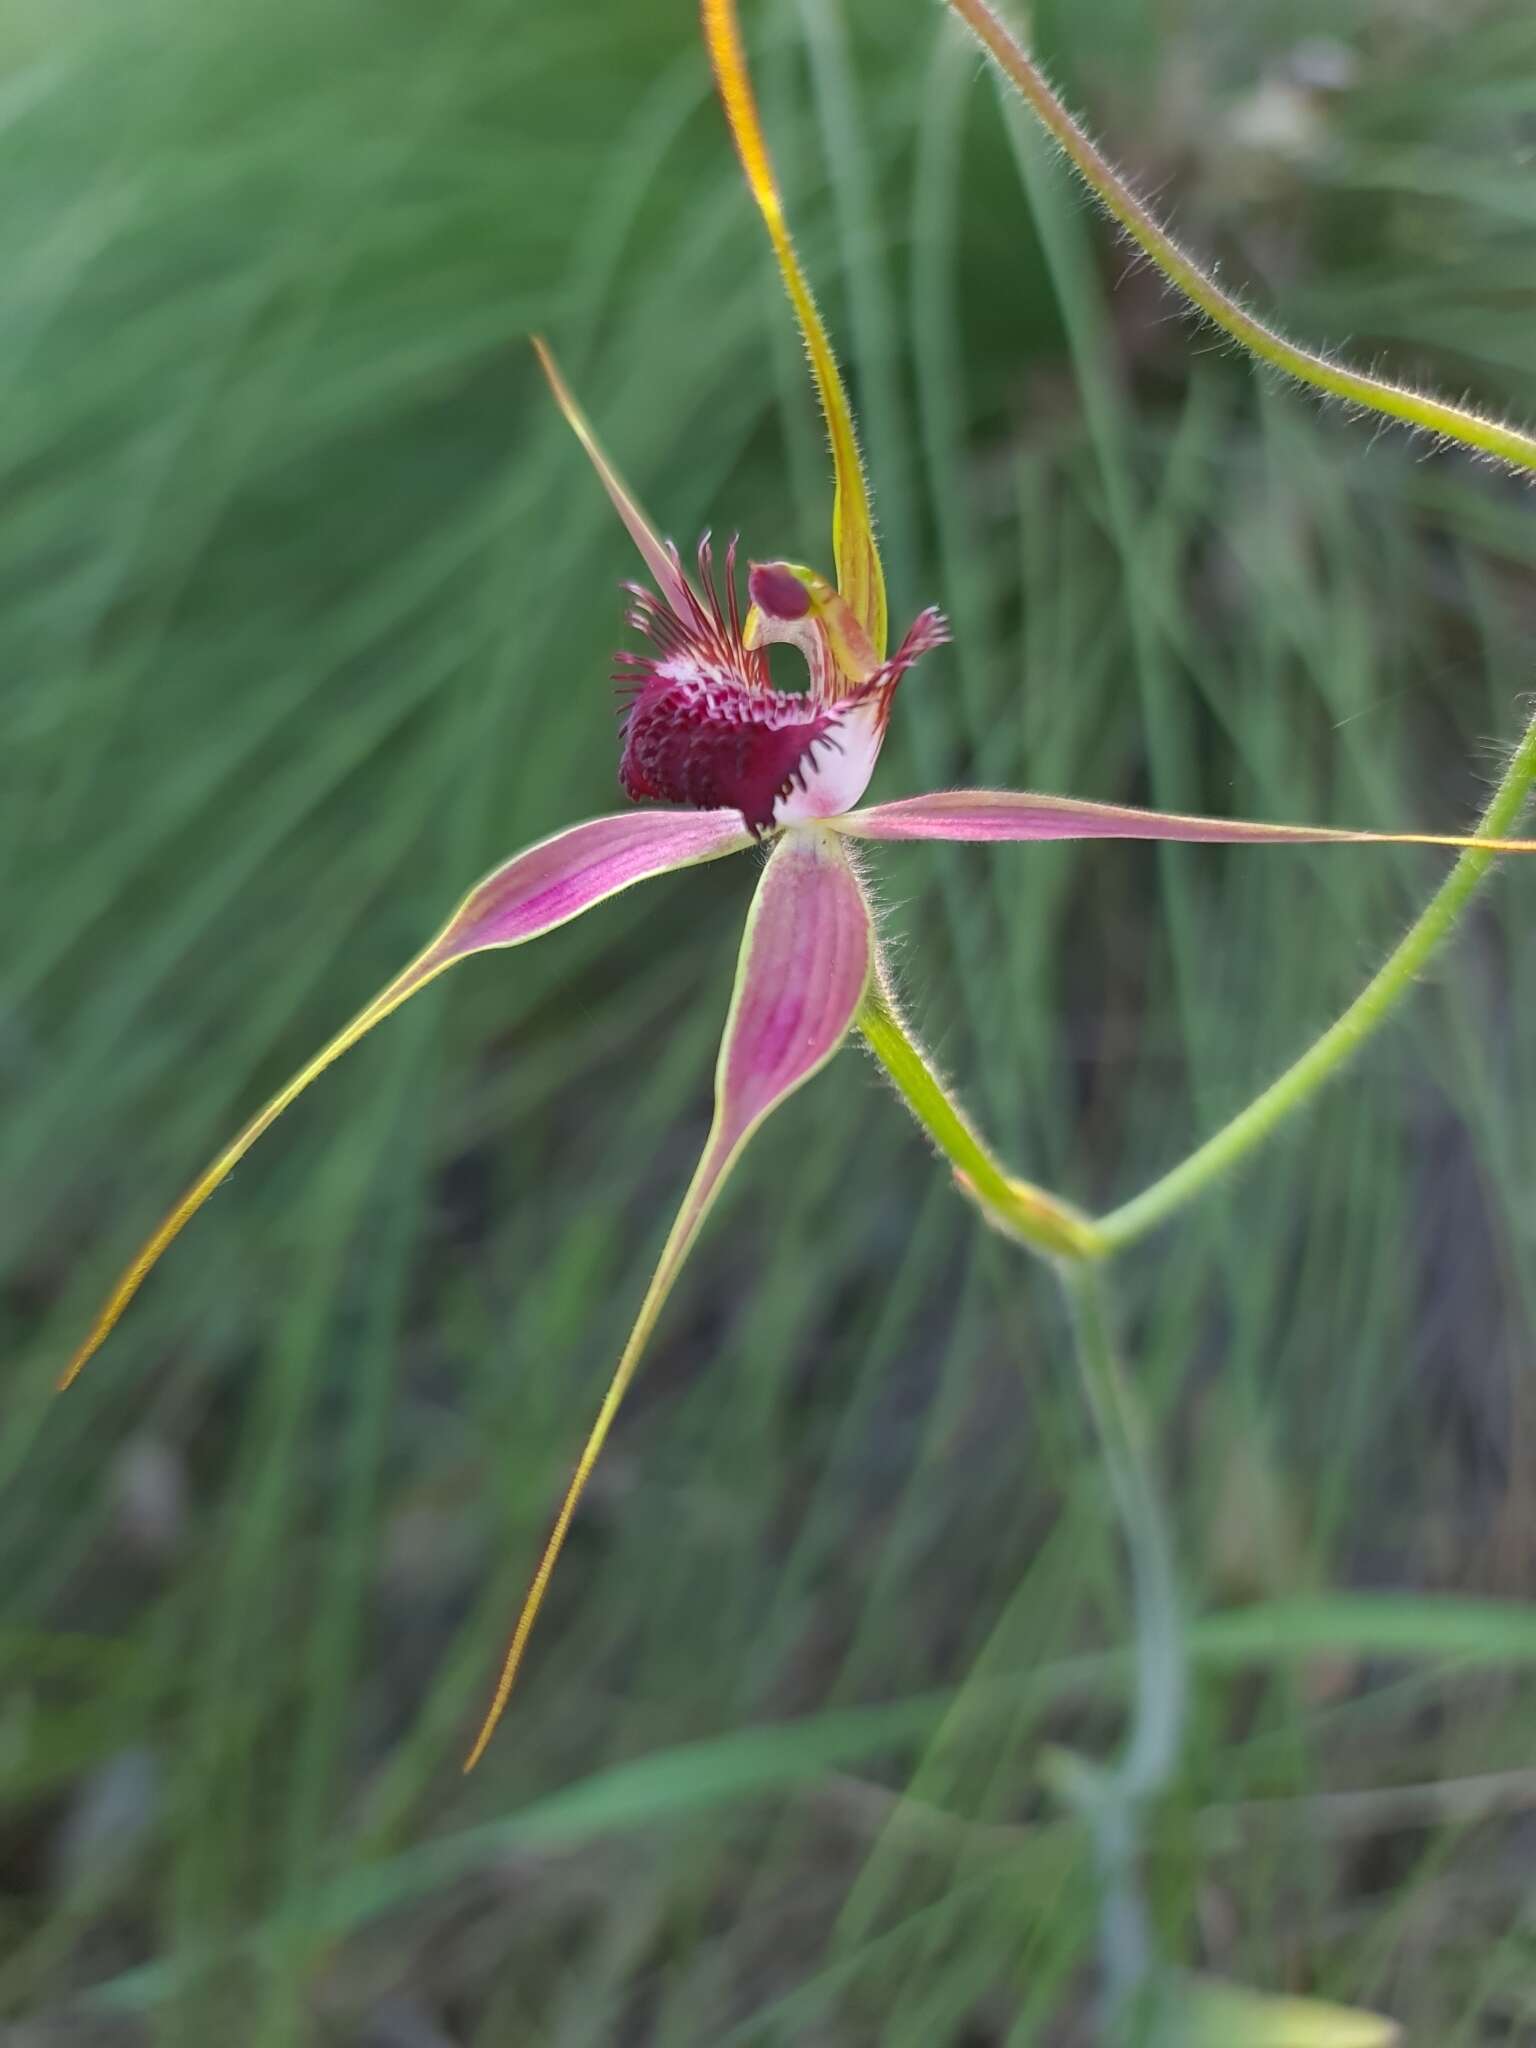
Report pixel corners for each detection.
[62,0,1536,1773]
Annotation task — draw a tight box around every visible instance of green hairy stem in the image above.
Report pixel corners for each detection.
[946,0,1536,474]
[857,978,1106,1260]
[1099,710,1536,1250]
[938,0,1536,1246]
[931,7,1536,2024]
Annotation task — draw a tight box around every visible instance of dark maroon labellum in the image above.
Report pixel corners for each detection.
[615,537,949,836]
[617,539,844,836]
[621,678,841,837]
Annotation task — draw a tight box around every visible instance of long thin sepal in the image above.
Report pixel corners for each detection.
[947,0,1536,477]
[532,338,694,616]
[61,810,750,1391]
[700,0,888,654]
[463,825,873,1769]
[836,788,1536,853]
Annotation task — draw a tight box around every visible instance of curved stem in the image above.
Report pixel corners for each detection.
[946,0,1536,475]
[1098,709,1536,1252]
[1053,1262,1186,2027]
[857,979,1105,1260]
[1062,1268,1186,1800]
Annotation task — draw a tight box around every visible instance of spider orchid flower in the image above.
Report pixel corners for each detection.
[62,0,1536,1772]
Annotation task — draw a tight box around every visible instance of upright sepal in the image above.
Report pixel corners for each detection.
[464,824,873,1766]
[701,0,888,655]
[62,810,751,1389]
[533,337,694,618]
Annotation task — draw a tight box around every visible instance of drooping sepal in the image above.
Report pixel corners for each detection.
[463,825,874,1766]
[61,810,751,1389]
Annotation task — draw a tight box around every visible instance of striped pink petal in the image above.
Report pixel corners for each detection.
[464,824,873,1766]
[412,808,750,967]
[63,808,750,1390]
[836,788,1536,854]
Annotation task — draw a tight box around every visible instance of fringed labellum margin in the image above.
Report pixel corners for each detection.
[616,537,947,837]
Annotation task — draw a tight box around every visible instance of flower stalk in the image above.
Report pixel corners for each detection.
[1050,1262,1186,2027]
[1097,707,1536,1252]
[857,979,1103,1262]
[931,7,1533,2030]
[935,0,1536,1254]
[945,0,1536,474]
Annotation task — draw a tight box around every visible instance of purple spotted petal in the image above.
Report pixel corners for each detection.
[464,825,872,1766]
[837,788,1536,853]
[63,808,751,1389]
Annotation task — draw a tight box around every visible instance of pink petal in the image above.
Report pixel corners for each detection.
[837,788,1536,854]
[464,824,872,1766]
[63,808,750,1390]
[416,808,751,971]
[709,826,874,1136]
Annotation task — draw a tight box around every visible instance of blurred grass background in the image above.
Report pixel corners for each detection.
[6,0,1536,2038]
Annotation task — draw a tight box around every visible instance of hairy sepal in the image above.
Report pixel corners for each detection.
[61,810,751,1389]
[836,788,1536,854]
[533,337,694,615]
[701,0,888,651]
[464,826,873,1767]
